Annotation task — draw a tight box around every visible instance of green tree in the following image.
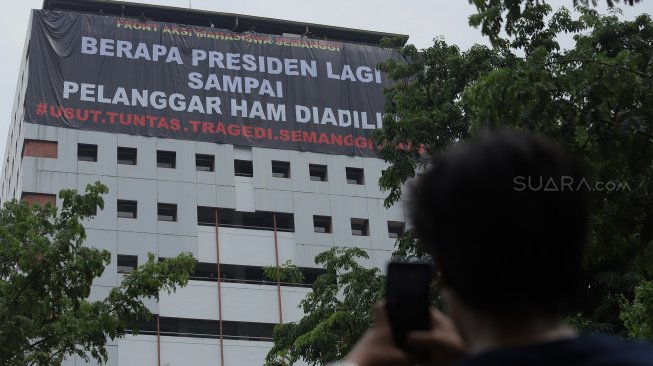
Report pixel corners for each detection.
[468,0,643,46]
[464,5,652,337]
[264,248,384,366]
[379,3,652,337]
[619,280,653,340]
[266,3,652,364]
[264,260,306,285]
[0,182,197,365]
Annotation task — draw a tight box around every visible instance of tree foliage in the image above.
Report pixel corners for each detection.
[374,38,510,209]
[264,260,305,285]
[619,280,653,340]
[267,3,652,364]
[264,248,384,366]
[0,182,197,365]
[468,0,643,46]
[378,4,652,337]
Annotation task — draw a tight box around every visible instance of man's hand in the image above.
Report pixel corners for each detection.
[344,304,411,366]
[406,308,467,365]
[344,304,466,366]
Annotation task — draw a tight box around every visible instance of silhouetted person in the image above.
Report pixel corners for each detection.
[335,130,652,366]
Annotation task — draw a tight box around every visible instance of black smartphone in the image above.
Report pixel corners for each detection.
[385,260,433,354]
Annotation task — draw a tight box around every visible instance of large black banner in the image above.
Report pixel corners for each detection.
[25,10,401,157]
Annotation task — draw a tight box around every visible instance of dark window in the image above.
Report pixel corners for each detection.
[234,159,253,177]
[117,200,137,219]
[346,167,364,185]
[309,164,328,182]
[117,147,137,165]
[313,215,332,233]
[388,221,405,238]
[197,207,294,232]
[128,316,275,341]
[157,150,176,168]
[196,154,215,172]
[189,262,326,287]
[351,218,369,236]
[117,254,138,274]
[302,267,328,285]
[197,206,217,226]
[158,203,177,222]
[23,139,57,158]
[77,143,97,162]
[271,161,290,178]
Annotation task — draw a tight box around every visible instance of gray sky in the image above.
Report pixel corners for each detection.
[1,0,651,162]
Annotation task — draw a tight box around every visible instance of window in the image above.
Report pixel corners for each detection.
[196,154,215,172]
[157,150,176,168]
[350,218,369,236]
[346,167,364,185]
[158,203,177,222]
[313,215,332,233]
[271,161,290,178]
[117,200,137,219]
[117,255,137,274]
[189,262,326,287]
[302,267,328,285]
[309,164,327,182]
[197,206,217,226]
[21,192,56,207]
[197,207,295,232]
[388,221,405,238]
[234,159,253,177]
[77,143,97,162]
[117,147,137,165]
[22,139,57,158]
[128,316,275,341]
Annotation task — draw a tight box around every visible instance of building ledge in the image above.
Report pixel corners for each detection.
[42,0,407,45]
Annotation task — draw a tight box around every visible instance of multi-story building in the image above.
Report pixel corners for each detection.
[1,1,407,365]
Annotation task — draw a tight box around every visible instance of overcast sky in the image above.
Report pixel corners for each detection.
[0,0,650,162]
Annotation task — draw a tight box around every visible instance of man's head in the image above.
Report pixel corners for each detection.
[411,130,589,318]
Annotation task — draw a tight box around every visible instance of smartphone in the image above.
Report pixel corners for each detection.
[385,260,433,355]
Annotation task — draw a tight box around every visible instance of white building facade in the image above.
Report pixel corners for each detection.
[1,1,407,365]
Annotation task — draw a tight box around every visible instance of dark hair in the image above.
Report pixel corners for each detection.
[411,130,589,317]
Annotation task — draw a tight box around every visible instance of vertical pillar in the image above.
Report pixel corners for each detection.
[273,214,283,324]
[156,315,161,366]
[215,209,225,366]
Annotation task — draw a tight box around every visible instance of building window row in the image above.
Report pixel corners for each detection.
[117,200,177,222]
[314,216,404,238]
[192,262,326,287]
[71,143,370,184]
[117,257,326,288]
[128,315,274,341]
[23,196,404,238]
[24,139,374,185]
[197,206,402,238]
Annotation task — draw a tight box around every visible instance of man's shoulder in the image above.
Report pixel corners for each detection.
[459,334,653,366]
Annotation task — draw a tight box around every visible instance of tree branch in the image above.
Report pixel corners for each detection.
[546,58,652,79]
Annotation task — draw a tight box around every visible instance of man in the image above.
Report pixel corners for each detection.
[338,131,652,366]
